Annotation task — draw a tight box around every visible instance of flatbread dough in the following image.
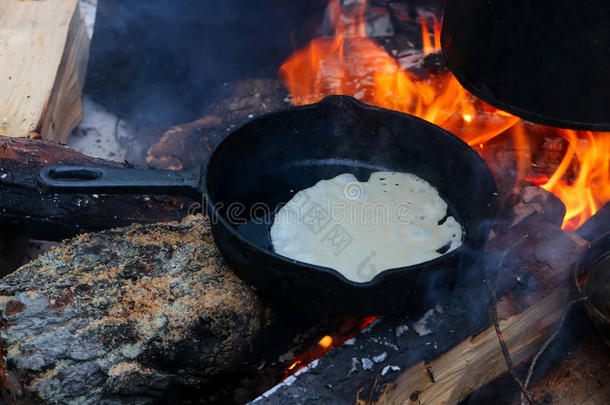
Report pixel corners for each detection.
[270,172,462,283]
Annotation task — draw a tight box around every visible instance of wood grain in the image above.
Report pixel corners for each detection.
[0,0,89,142]
[378,289,568,405]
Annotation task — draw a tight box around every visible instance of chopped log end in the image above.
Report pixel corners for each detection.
[0,0,89,143]
[526,337,610,404]
[0,216,266,404]
[39,0,90,143]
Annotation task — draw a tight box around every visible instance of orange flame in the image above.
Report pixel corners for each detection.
[529,131,610,231]
[280,1,610,230]
[419,11,441,56]
[283,317,378,378]
[280,1,518,145]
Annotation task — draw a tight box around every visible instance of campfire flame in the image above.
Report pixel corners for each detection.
[529,131,610,231]
[279,0,610,232]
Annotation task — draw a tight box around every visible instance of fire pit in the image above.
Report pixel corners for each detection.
[0,0,609,404]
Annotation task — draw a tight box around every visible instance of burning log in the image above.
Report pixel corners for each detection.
[575,201,610,242]
[0,0,89,142]
[375,218,589,405]
[495,179,566,231]
[0,136,191,241]
[146,79,289,170]
[0,216,267,404]
[377,289,568,405]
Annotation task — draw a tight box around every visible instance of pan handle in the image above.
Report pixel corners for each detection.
[39,166,202,198]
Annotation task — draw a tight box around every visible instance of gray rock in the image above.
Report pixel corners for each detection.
[0,216,266,404]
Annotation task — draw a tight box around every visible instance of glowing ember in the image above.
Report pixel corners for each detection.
[280,0,610,230]
[318,335,333,349]
[283,317,379,378]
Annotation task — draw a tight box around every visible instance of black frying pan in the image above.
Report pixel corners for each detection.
[40,96,496,315]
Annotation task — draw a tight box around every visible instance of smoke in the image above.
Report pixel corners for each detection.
[85,0,328,155]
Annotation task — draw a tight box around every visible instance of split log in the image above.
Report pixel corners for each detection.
[369,216,588,405]
[0,0,89,142]
[0,136,192,241]
[377,289,568,405]
[0,216,267,404]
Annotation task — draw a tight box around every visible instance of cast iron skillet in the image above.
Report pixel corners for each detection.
[39,96,497,315]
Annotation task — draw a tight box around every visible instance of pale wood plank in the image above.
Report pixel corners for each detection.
[378,288,568,405]
[0,0,89,142]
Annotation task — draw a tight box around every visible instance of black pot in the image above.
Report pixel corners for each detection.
[40,96,497,315]
[442,0,610,130]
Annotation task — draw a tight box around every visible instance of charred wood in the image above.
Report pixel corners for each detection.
[495,179,566,231]
[575,201,610,242]
[146,79,289,170]
[378,289,568,405]
[524,336,610,404]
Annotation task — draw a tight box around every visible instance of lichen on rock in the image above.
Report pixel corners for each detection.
[0,215,265,404]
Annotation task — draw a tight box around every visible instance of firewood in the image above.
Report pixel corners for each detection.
[487,215,585,318]
[495,180,566,230]
[0,0,89,142]
[0,216,267,404]
[369,216,588,405]
[146,79,288,170]
[0,136,192,241]
[575,201,610,242]
[376,288,568,405]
